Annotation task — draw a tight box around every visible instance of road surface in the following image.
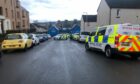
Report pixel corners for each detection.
[0,40,140,84]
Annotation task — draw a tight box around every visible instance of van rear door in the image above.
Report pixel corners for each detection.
[117,25,140,52]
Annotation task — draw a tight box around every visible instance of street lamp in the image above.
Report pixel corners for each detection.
[83,12,88,32]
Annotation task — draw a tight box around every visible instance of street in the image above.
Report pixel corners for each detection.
[0,40,140,84]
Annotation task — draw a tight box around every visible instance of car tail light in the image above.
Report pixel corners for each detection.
[18,40,23,43]
[115,36,119,44]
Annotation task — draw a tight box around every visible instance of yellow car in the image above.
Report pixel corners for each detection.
[1,33,33,51]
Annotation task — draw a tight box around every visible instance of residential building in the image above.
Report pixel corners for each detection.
[0,0,30,34]
[97,0,140,26]
[81,15,97,32]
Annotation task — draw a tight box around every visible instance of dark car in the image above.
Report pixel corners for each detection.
[36,34,45,42]
[42,34,48,41]
[0,48,2,59]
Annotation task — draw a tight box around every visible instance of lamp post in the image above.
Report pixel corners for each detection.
[83,12,88,32]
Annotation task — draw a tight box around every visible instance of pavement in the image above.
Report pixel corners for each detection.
[0,40,140,84]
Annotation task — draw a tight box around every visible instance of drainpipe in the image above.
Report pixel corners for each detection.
[0,19,5,34]
[109,8,111,25]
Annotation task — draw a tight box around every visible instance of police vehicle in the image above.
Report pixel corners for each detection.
[79,32,90,42]
[85,23,140,59]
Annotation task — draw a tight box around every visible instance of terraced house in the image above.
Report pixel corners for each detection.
[97,0,140,26]
[0,0,30,34]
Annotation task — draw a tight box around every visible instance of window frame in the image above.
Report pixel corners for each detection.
[97,27,107,36]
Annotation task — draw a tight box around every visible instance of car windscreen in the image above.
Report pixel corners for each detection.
[81,32,90,35]
[29,34,33,38]
[5,34,22,40]
[91,32,96,36]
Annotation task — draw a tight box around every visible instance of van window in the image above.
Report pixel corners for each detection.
[97,27,106,35]
[118,25,140,35]
[91,32,96,36]
[135,32,140,35]
[81,32,90,35]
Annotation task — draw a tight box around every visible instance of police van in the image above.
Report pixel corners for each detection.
[85,23,140,59]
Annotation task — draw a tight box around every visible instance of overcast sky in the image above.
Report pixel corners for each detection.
[20,0,101,22]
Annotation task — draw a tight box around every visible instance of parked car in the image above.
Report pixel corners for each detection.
[29,34,40,45]
[54,34,62,40]
[71,33,80,41]
[36,34,44,42]
[0,50,2,59]
[1,33,33,51]
[79,32,90,42]
[60,34,68,40]
[47,34,51,39]
[42,34,48,41]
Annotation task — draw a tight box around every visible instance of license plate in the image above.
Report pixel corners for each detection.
[9,45,15,47]
[121,42,130,46]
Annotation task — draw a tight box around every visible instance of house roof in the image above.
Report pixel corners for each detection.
[82,15,97,22]
[105,0,140,9]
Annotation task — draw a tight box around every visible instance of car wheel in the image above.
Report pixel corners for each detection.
[0,51,2,59]
[130,54,139,60]
[85,43,91,51]
[37,42,40,45]
[31,42,34,48]
[23,44,28,51]
[105,46,113,58]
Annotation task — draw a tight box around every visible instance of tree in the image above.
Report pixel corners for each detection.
[48,22,52,28]
[73,19,78,25]
[63,20,72,28]
[56,20,63,29]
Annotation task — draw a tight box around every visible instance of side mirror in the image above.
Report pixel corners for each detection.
[28,36,32,39]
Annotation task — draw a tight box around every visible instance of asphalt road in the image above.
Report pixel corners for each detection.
[0,40,140,84]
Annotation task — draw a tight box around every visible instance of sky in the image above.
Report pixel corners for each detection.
[20,0,101,22]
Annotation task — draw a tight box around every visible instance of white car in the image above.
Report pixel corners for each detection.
[47,34,51,39]
[79,32,90,42]
[54,34,62,40]
[29,34,40,45]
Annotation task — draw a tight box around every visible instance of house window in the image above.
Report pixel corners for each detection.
[16,22,20,29]
[16,0,19,8]
[87,22,90,26]
[5,8,8,17]
[116,9,120,18]
[12,21,14,29]
[11,10,14,18]
[22,11,25,18]
[5,0,7,3]
[11,0,13,5]
[17,12,20,18]
[23,20,25,27]
[0,7,3,15]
